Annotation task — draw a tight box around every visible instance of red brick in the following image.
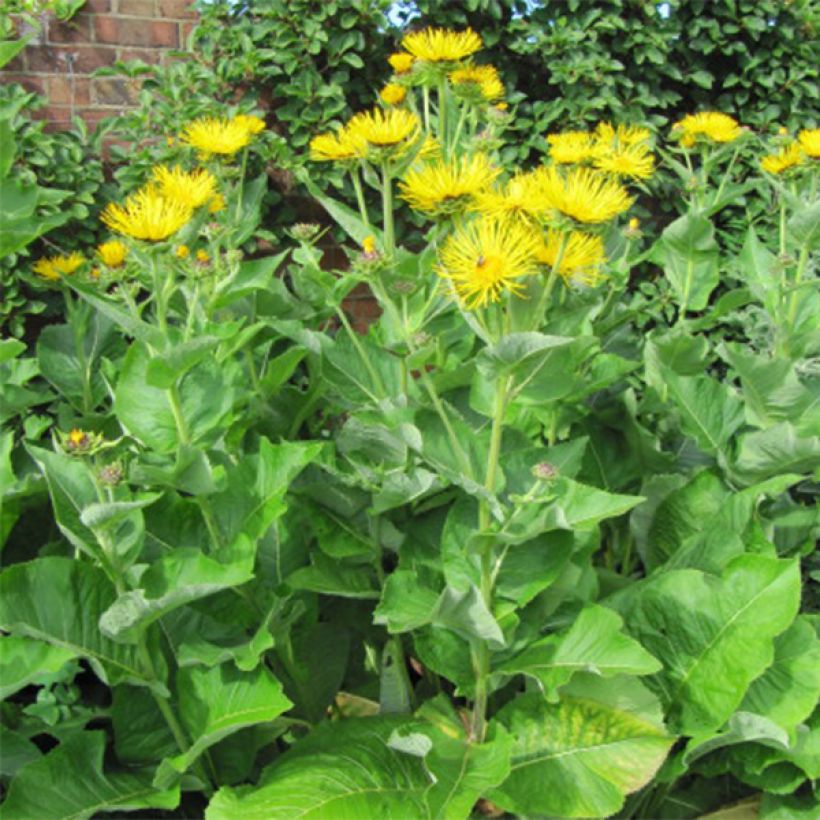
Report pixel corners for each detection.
[117,47,166,64]
[84,0,112,10]
[117,0,157,16]
[49,75,91,105]
[92,76,141,106]
[181,21,196,43]
[1,50,27,72]
[46,14,93,44]
[78,108,115,126]
[27,44,116,73]
[158,0,197,19]
[32,105,74,129]
[94,16,178,47]
[1,73,46,95]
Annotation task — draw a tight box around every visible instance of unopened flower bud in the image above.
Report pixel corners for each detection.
[98,463,124,486]
[290,222,322,242]
[532,462,558,480]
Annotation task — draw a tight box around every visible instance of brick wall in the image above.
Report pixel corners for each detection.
[2,0,197,129]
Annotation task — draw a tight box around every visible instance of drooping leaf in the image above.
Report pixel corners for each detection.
[0,635,76,699]
[613,555,801,734]
[0,558,148,689]
[206,717,430,819]
[488,691,672,818]
[497,605,661,700]
[155,663,292,788]
[0,731,178,819]
[733,422,820,483]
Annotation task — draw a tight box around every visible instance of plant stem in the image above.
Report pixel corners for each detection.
[235,146,249,224]
[166,383,190,445]
[533,233,568,324]
[437,76,448,149]
[334,304,386,399]
[450,104,468,157]
[785,243,811,347]
[381,162,395,253]
[422,86,431,131]
[351,167,370,229]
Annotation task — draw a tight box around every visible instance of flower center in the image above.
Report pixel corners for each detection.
[475,254,504,283]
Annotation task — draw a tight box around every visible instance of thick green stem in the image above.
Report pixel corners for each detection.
[422,85,431,131]
[534,233,569,325]
[166,384,191,445]
[351,167,370,229]
[381,162,395,253]
[711,144,741,208]
[450,104,468,157]
[234,146,249,224]
[786,244,811,343]
[437,76,448,149]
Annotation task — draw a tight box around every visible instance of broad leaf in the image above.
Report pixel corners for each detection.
[206,717,430,819]
[0,731,178,819]
[497,605,661,700]
[733,422,820,483]
[488,691,672,818]
[0,635,76,699]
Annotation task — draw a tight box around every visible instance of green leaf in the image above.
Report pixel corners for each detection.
[0,38,30,73]
[206,717,429,819]
[684,711,790,766]
[741,617,820,733]
[0,727,40,778]
[287,552,379,599]
[733,422,820,483]
[488,692,672,818]
[433,584,506,649]
[0,635,76,699]
[0,558,148,688]
[388,696,513,819]
[496,531,575,607]
[99,537,256,643]
[0,731,178,819]
[112,686,177,765]
[787,198,820,250]
[374,570,440,633]
[614,555,801,734]
[652,211,720,313]
[145,336,222,389]
[737,226,779,316]
[156,664,292,788]
[497,605,661,700]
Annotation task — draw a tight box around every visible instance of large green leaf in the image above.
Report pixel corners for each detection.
[0,558,148,688]
[733,422,820,483]
[156,663,292,788]
[99,537,256,643]
[652,210,720,313]
[495,531,575,607]
[0,730,178,819]
[738,225,779,316]
[497,605,661,700]
[389,696,513,820]
[614,555,801,734]
[740,617,820,733]
[488,691,672,818]
[206,717,430,819]
[0,635,76,700]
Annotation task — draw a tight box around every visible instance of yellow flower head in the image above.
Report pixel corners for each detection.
[389,52,415,74]
[362,236,378,258]
[473,171,547,223]
[176,245,190,259]
[196,249,210,263]
[535,228,606,286]
[209,193,226,213]
[152,165,218,209]
[594,142,656,180]
[400,153,499,216]
[380,83,407,106]
[449,64,504,101]
[309,127,365,162]
[534,165,634,224]
[672,112,743,146]
[760,142,805,175]
[33,252,85,281]
[797,128,820,158]
[629,217,640,231]
[437,216,540,309]
[68,428,89,449]
[402,27,482,63]
[234,114,266,135]
[346,108,420,148]
[595,122,651,146]
[418,135,441,159]
[547,131,597,165]
[97,239,127,268]
[102,187,192,242]
[182,117,251,156]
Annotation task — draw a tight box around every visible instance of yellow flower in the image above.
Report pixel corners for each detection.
[152,165,217,209]
[534,165,634,224]
[535,228,606,286]
[345,108,420,148]
[797,128,820,158]
[595,122,651,146]
[450,64,504,101]
[176,245,190,259]
[380,83,407,106]
[234,114,265,135]
[473,171,547,223]
[196,249,210,263]
[362,236,377,255]
[399,153,499,216]
[402,27,482,63]
[437,216,540,308]
[629,217,640,231]
[672,112,743,146]
[209,193,226,213]
[418,135,441,159]
[67,428,89,449]
[760,143,805,175]
[547,131,597,165]
[389,52,415,74]
[594,142,655,180]
[102,187,192,242]
[182,117,251,156]
[33,252,85,281]
[97,240,127,268]
[309,127,365,162]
